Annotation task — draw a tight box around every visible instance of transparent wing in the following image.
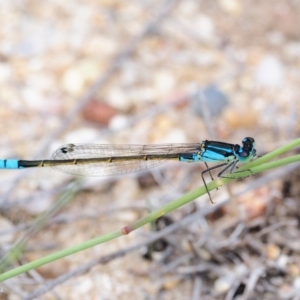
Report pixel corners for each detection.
[51,143,201,176]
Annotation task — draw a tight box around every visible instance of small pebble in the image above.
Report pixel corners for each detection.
[214,273,236,294]
[255,55,285,87]
[82,99,117,125]
[266,243,281,260]
[293,276,300,290]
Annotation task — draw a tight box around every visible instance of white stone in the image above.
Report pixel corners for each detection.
[109,115,130,131]
[255,55,285,87]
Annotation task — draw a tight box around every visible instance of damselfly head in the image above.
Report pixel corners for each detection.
[242,137,255,152]
[234,137,257,162]
[242,137,255,146]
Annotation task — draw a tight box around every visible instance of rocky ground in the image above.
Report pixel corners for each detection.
[0,1,300,299]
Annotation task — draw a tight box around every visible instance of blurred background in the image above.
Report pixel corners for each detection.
[0,0,300,299]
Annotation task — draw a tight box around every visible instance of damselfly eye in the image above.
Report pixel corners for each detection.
[243,137,255,144]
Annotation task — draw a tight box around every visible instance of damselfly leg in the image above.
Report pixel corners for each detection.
[202,159,254,203]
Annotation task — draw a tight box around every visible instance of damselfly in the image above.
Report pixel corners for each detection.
[0,137,257,202]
